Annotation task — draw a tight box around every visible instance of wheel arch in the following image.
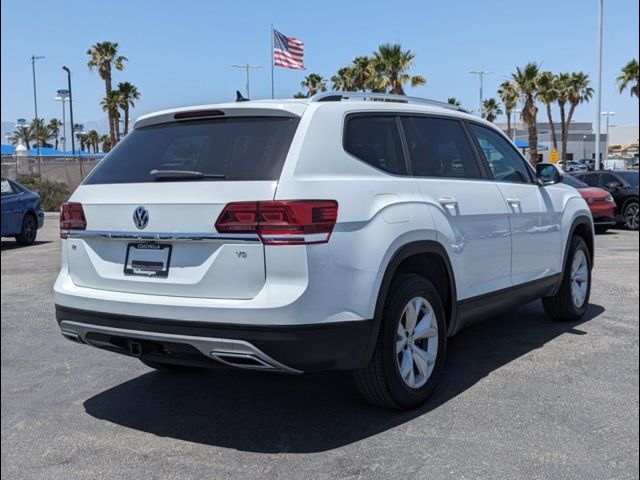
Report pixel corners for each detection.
[358,240,457,369]
[549,215,594,297]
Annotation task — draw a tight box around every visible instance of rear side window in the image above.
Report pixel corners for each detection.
[469,123,533,183]
[344,116,407,175]
[401,117,482,179]
[84,117,299,184]
[576,173,600,187]
[1,179,15,195]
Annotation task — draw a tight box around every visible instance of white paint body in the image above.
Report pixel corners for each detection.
[54,99,591,328]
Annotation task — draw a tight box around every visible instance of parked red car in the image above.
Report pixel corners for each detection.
[562,175,617,233]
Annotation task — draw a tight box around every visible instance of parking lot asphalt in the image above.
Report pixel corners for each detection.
[1,217,638,480]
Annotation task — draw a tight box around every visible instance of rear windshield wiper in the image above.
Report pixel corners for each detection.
[150,169,226,181]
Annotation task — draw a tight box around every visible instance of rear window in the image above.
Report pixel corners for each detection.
[562,175,587,189]
[616,171,639,187]
[84,117,299,184]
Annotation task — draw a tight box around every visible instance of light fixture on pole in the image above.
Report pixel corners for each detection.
[601,111,615,161]
[30,55,45,156]
[469,70,492,117]
[55,89,70,153]
[232,64,262,99]
[62,67,76,156]
[594,0,604,170]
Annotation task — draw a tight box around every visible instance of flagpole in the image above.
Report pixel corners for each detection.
[270,24,275,99]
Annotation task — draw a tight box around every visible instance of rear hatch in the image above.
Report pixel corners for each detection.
[64,113,300,300]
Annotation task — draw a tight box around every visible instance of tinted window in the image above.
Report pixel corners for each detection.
[1,179,14,195]
[615,171,638,187]
[575,173,599,187]
[84,117,299,184]
[600,173,620,186]
[469,123,532,183]
[401,117,481,179]
[345,116,407,175]
[562,175,587,189]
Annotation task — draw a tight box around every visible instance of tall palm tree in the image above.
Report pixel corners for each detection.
[300,73,327,97]
[87,41,127,143]
[447,97,461,107]
[372,44,426,95]
[555,73,571,160]
[482,98,503,123]
[536,71,559,152]
[100,134,112,153]
[10,126,34,149]
[497,81,520,139]
[563,72,593,162]
[350,56,385,92]
[101,91,122,141]
[331,66,355,91]
[47,119,63,149]
[511,63,541,165]
[116,81,140,135]
[617,59,639,97]
[30,118,47,147]
[86,130,100,153]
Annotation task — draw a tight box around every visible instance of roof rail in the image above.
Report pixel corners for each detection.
[309,91,468,112]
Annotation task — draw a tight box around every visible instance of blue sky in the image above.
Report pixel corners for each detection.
[1,0,639,129]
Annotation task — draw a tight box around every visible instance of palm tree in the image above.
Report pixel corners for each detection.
[617,59,639,97]
[497,81,520,139]
[555,73,571,160]
[447,97,461,107]
[87,41,127,143]
[300,73,327,97]
[47,119,63,149]
[100,134,112,153]
[511,63,541,165]
[350,56,385,92]
[482,98,503,123]
[30,118,47,147]
[72,123,85,153]
[536,71,559,152]
[372,44,426,95]
[101,91,122,141]
[86,130,100,153]
[10,126,34,149]
[563,72,593,162]
[331,66,355,91]
[116,81,140,135]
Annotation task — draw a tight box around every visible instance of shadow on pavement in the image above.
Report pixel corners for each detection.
[84,301,604,453]
[1,240,53,251]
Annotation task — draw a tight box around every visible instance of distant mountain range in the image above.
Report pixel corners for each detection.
[1,119,109,145]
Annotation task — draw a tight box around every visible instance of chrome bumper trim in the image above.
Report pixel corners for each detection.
[62,230,260,243]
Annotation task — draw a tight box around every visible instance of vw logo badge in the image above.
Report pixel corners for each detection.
[133,206,149,230]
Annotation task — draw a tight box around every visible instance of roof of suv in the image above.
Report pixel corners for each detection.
[134,92,484,130]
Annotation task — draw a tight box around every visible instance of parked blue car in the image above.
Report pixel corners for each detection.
[1,177,45,245]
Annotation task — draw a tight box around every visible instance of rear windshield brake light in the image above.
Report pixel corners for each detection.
[173,109,225,120]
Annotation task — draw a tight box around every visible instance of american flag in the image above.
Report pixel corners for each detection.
[273,29,304,70]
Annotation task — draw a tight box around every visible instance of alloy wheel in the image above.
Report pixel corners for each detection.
[624,203,639,230]
[570,250,589,308]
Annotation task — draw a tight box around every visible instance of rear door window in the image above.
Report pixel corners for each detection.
[84,117,300,184]
[400,116,482,179]
[577,173,600,187]
[344,115,407,175]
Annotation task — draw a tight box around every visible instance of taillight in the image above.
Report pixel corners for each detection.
[215,200,338,245]
[60,202,87,238]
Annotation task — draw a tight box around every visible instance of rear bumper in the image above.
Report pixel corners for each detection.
[55,305,372,372]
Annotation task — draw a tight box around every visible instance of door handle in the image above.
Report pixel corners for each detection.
[438,197,458,208]
[505,197,521,207]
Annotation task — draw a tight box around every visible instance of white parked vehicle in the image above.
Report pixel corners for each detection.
[55,92,594,409]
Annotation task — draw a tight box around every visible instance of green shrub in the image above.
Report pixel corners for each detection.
[16,173,70,212]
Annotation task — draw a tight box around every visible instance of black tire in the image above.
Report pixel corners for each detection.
[594,225,609,234]
[15,213,37,245]
[622,200,639,231]
[353,274,447,409]
[140,358,203,372]
[542,236,591,321]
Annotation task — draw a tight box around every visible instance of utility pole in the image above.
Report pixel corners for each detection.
[469,70,492,117]
[232,64,262,99]
[594,0,604,170]
[30,55,45,156]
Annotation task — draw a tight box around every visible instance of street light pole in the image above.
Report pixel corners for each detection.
[62,67,76,157]
[55,89,70,153]
[30,55,45,156]
[601,111,615,162]
[594,0,604,170]
[469,70,492,117]
[232,64,262,98]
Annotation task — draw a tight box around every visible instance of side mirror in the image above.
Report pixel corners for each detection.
[536,163,561,185]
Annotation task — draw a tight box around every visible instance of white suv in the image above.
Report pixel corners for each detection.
[54,92,594,409]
